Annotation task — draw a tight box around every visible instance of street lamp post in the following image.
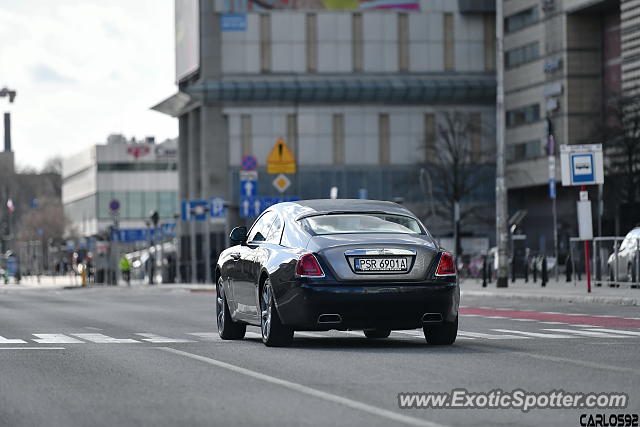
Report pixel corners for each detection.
[495,0,509,287]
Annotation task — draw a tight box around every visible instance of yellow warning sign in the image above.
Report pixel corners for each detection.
[267,138,296,174]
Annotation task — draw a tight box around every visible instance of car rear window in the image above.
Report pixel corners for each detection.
[300,213,424,235]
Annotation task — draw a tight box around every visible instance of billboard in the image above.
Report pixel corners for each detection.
[224,0,420,12]
[175,0,200,82]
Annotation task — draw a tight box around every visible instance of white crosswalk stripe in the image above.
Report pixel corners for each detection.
[186,332,220,341]
[542,329,633,338]
[458,331,529,340]
[245,332,262,339]
[71,333,140,343]
[295,332,328,338]
[582,328,640,337]
[0,326,637,346]
[491,329,576,339]
[135,333,194,343]
[0,335,27,344]
[32,334,83,344]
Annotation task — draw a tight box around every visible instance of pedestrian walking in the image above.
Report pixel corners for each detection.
[119,255,131,286]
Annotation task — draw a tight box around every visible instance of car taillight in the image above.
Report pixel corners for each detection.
[296,254,324,277]
[435,252,456,276]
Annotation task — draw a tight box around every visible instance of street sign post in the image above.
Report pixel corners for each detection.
[210,197,226,217]
[239,196,300,218]
[560,144,603,294]
[560,144,604,186]
[272,174,291,193]
[241,155,257,171]
[240,170,258,198]
[267,138,296,174]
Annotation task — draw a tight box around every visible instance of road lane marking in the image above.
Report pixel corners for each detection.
[135,333,194,343]
[542,329,631,338]
[458,331,529,340]
[245,332,262,339]
[71,333,140,343]
[582,328,640,337]
[187,332,221,341]
[0,347,65,350]
[295,332,328,338]
[158,347,447,427]
[0,335,27,344]
[513,351,639,376]
[32,334,83,344]
[491,329,576,339]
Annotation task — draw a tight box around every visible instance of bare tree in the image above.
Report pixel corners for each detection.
[42,156,63,175]
[599,94,640,204]
[420,111,495,254]
[17,198,68,244]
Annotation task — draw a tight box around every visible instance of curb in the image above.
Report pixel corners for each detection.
[461,290,640,306]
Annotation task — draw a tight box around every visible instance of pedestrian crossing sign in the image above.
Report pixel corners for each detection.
[267,138,296,174]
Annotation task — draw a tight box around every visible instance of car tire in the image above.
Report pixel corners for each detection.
[217,277,246,340]
[363,328,391,339]
[423,316,457,345]
[260,279,294,347]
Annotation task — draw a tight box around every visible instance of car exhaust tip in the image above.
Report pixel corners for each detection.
[422,313,443,323]
[317,314,342,324]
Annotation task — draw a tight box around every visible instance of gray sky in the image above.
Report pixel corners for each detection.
[0,0,177,170]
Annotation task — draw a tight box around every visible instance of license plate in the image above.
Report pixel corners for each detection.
[354,258,408,272]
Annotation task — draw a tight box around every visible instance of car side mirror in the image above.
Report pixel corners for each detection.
[230,226,248,243]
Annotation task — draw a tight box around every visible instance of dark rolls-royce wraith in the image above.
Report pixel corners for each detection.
[215,199,459,347]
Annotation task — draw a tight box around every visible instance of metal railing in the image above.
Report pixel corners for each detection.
[569,236,640,288]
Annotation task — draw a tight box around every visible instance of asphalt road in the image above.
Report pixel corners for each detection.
[0,285,638,427]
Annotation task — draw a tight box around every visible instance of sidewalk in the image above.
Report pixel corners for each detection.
[1,275,215,292]
[0,275,84,291]
[461,277,640,306]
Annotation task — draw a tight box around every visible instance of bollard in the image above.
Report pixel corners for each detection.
[524,258,529,283]
[482,255,487,287]
[533,256,537,283]
[565,253,572,282]
[511,256,516,283]
[541,256,548,287]
[81,266,87,287]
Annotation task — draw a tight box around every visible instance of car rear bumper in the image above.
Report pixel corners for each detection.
[275,281,459,330]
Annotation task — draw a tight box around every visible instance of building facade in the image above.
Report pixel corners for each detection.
[62,136,178,238]
[155,0,499,280]
[502,0,630,257]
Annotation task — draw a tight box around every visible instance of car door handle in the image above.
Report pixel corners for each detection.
[230,253,241,261]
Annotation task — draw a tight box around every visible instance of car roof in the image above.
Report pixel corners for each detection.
[274,199,418,220]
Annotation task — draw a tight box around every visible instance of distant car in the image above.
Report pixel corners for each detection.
[215,199,459,347]
[607,227,640,283]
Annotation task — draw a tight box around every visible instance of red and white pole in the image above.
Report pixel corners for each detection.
[581,185,592,293]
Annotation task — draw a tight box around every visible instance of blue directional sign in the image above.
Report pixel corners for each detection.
[210,197,226,217]
[221,13,247,32]
[181,200,209,222]
[111,223,177,242]
[570,153,594,184]
[240,196,300,218]
[240,179,258,198]
[548,179,556,199]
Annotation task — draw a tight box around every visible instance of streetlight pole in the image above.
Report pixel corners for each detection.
[496,0,509,287]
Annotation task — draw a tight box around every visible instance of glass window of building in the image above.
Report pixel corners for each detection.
[444,13,455,71]
[306,13,317,73]
[260,14,271,73]
[352,13,363,72]
[398,13,409,72]
[505,42,539,68]
[506,104,540,127]
[505,7,539,33]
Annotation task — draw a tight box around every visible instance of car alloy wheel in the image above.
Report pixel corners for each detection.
[217,277,246,340]
[260,279,293,347]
